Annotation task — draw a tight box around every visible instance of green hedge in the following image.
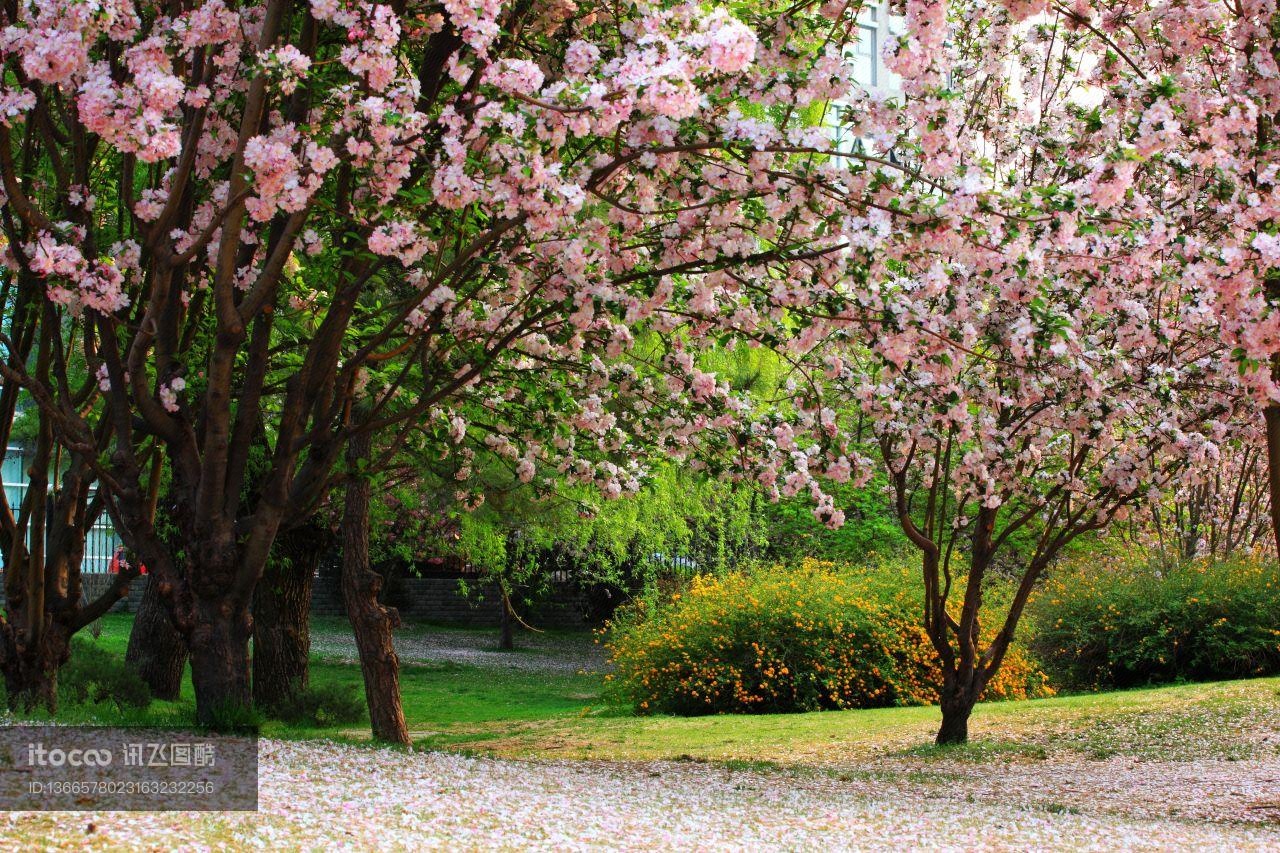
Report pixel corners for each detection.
[1030,555,1280,689]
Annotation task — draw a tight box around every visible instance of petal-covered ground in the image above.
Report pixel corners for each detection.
[309,617,607,675]
[18,619,1279,849]
[6,739,1280,851]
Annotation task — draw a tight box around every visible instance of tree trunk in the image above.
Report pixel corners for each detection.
[253,522,326,712]
[187,599,253,728]
[936,677,979,745]
[343,432,410,745]
[1264,400,1280,559]
[936,699,973,745]
[125,579,188,701]
[1,624,70,713]
[499,589,514,651]
[0,460,121,713]
[9,668,58,713]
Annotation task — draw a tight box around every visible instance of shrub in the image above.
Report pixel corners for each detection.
[1029,554,1280,689]
[273,680,366,728]
[59,637,152,711]
[605,559,1051,715]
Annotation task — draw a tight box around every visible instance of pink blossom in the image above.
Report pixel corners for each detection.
[159,376,186,413]
[699,11,757,74]
[564,41,600,75]
[1251,233,1280,268]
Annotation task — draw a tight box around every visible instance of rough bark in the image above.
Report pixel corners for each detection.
[0,436,132,712]
[2,559,137,712]
[2,556,138,713]
[936,698,973,745]
[342,432,410,745]
[253,521,327,712]
[187,595,254,727]
[1,623,70,713]
[936,677,979,745]
[125,579,189,701]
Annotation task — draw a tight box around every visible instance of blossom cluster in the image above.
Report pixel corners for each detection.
[0,0,1262,543]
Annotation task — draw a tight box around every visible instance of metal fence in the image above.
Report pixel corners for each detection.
[2,445,122,573]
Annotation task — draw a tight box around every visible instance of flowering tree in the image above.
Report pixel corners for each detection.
[1143,423,1273,561]
[896,0,1280,558]
[832,272,1232,742]
[0,0,871,727]
[0,274,145,709]
[759,0,1248,742]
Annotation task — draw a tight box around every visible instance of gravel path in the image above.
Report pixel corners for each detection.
[8,740,1280,850]
[309,621,607,675]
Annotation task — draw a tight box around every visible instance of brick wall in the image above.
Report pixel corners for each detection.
[0,572,148,614]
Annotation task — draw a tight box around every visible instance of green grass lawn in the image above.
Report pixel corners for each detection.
[64,614,1280,768]
[70,614,603,742]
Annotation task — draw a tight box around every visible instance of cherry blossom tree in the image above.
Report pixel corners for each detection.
[0,0,870,726]
[1143,423,1273,561]
[941,0,1280,557]
[2,0,1259,746]
[831,270,1233,742]
[0,274,146,709]
[758,0,1249,743]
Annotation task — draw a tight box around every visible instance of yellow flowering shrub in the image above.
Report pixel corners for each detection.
[605,559,1052,715]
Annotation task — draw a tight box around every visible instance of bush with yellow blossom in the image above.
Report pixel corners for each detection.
[605,559,1052,715]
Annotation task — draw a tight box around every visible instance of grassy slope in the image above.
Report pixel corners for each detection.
[76,614,1280,766]
[479,676,1280,765]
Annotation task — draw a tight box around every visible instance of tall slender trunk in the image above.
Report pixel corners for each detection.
[253,522,326,712]
[343,431,409,745]
[1264,400,1280,558]
[125,579,189,701]
[499,589,514,651]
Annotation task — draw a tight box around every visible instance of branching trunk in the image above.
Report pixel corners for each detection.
[117,513,265,725]
[0,433,132,712]
[0,622,70,713]
[342,431,409,745]
[936,688,975,745]
[2,558,138,712]
[253,520,327,712]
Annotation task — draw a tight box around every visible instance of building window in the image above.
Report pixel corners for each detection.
[853,24,878,88]
[832,1,903,155]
